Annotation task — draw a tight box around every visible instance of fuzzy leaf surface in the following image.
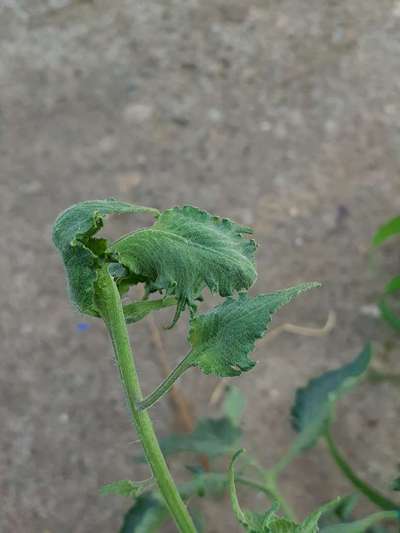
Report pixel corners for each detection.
[108,205,257,325]
[291,343,372,449]
[188,283,319,377]
[52,199,158,315]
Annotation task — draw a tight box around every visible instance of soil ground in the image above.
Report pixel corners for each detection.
[1,1,400,532]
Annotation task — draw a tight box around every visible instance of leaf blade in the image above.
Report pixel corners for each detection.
[119,494,167,533]
[189,283,320,377]
[108,205,257,325]
[291,343,372,448]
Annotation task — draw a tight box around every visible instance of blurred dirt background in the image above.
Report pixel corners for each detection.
[1,1,400,532]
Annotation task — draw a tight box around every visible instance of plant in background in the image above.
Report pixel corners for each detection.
[52,199,399,532]
[372,215,400,331]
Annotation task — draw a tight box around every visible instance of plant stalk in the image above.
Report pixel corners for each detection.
[137,352,196,411]
[324,428,399,511]
[95,266,197,533]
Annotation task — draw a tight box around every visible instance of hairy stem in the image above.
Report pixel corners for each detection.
[324,428,399,511]
[95,266,196,533]
[137,352,196,411]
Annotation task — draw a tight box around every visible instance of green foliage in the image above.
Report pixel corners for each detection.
[379,276,400,332]
[372,216,400,247]
[53,199,399,533]
[120,493,167,533]
[178,471,228,499]
[319,493,359,525]
[223,385,247,426]
[108,205,257,326]
[52,199,158,315]
[372,215,400,331]
[320,511,400,533]
[188,284,319,377]
[229,450,344,532]
[137,286,319,411]
[120,472,228,533]
[152,386,245,459]
[100,479,151,498]
[392,477,400,491]
[123,297,176,324]
[159,417,242,458]
[290,343,372,450]
[230,450,397,532]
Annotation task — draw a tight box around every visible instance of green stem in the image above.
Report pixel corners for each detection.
[137,352,196,411]
[268,446,298,479]
[236,476,275,498]
[95,266,197,533]
[324,428,399,511]
[264,474,297,522]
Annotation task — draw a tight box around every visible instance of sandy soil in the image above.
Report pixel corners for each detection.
[1,1,400,531]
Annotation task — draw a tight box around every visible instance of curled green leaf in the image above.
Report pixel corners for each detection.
[52,199,158,315]
[229,449,273,532]
[108,205,257,326]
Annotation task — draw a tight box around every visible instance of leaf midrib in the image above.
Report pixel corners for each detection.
[110,228,256,269]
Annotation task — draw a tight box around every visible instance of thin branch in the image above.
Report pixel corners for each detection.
[146,314,194,433]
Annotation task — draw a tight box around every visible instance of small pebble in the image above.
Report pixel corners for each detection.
[123,103,154,123]
[208,108,223,123]
[59,413,69,424]
[359,305,380,318]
